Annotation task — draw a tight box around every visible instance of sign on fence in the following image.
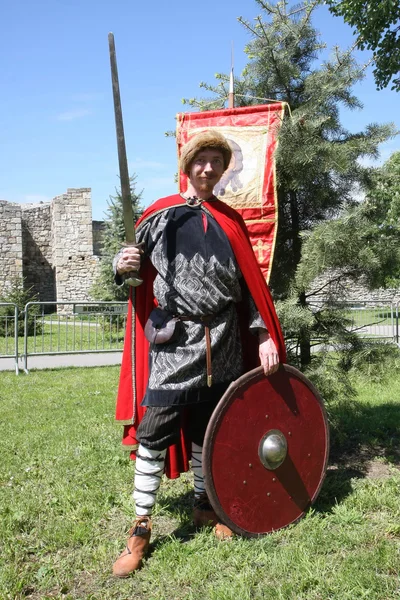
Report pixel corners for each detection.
[73,304,128,315]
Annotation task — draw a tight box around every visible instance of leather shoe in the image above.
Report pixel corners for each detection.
[112,516,152,577]
[193,493,218,528]
[214,522,233,540]
[193,494,233,539]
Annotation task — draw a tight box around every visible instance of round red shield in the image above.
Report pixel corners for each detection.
[203,364,329,537]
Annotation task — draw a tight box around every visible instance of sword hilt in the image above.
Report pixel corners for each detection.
[122,271,143,287]
[121,241,143,287]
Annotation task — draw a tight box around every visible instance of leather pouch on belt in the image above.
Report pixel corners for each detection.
[144,307,178,344]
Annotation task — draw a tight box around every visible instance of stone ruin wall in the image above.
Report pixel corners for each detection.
[309,269,400,307]
[0,201,23,294]
[51,188,100,302]
[22,202,55,301]
[92,221,106,256]
[0,189,102,303]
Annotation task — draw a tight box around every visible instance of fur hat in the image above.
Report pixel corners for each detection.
[180,130,232,175]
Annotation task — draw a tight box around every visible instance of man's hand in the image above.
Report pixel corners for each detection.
[117,246,142,275]
[258,330,279,376]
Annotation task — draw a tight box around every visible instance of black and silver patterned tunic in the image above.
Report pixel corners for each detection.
[123,200,265,406]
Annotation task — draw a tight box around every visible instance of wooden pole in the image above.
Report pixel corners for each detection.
[228,42,235,109]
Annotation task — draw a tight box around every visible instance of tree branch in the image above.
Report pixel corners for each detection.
[237,17,263,39]
[305,270,359,298]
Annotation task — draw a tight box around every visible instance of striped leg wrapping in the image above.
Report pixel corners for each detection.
[133,444,166,517]
[191,442,205,499]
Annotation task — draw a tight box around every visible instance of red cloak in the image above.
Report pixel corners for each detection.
[116,194,286,479]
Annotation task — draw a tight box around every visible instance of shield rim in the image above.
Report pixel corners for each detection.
[203,363,330,538]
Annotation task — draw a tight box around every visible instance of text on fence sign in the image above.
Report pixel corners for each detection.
[73,304,128,315]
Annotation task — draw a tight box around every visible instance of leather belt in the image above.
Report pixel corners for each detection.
[178,314,214,388]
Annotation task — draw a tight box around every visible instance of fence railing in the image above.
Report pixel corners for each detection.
[337,301,396,342]
[22,301,127,373]
[0,303,19,374]
[1,300,399,375]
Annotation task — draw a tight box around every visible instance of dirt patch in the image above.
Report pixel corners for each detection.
[329,443,399,481]
[364,459,394,479]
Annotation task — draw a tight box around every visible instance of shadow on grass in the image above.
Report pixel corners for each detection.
[314,400,400,513]
[150,490,197,551]
[328,401,400,466]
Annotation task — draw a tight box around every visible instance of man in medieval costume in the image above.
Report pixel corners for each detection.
[112,131,286,577]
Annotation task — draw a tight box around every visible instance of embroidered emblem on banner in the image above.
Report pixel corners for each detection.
[176,103,286,282]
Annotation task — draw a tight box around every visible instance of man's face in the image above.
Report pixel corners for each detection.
[188,148,225,194]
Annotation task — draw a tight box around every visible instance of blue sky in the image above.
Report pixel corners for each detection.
[1,0,399,220]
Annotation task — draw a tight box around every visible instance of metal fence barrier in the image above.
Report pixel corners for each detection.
[337,300,397,343]
[23,301,128,373]
[1,299,399,375]
[0,303,19,374]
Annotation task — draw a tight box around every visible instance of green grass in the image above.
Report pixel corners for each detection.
[0,367,399,599]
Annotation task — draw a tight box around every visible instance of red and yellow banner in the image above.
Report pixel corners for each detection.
[176,103,286,282]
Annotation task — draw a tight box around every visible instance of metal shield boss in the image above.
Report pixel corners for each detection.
[203,364,329,537]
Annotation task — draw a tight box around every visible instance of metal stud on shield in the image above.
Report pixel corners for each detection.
[203,364,329,537]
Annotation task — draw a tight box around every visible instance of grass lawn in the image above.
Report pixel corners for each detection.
[0,367,399,599]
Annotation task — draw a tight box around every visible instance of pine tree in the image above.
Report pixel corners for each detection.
[185,0,396,383]
[91,178,143,301]
[0,276,41,336]
[292,151,400,395]
[297,151,400,293]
